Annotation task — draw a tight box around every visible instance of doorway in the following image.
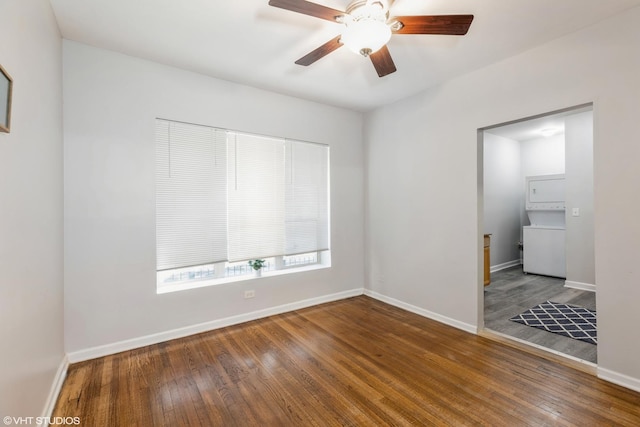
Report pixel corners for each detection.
[479,104,596,364]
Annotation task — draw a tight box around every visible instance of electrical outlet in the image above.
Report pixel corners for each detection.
[244,290,255,299]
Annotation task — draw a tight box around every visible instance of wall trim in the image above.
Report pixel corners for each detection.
[39,355,69,426]
[564,280,596,292]
[364,290,477,334]
[490,259,521,273]
[67,288,364,363]
[598,367,640,393]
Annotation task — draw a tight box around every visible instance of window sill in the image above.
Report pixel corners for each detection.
[157,263,330,295]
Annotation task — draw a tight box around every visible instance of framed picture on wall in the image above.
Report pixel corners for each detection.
[0,64,13,133]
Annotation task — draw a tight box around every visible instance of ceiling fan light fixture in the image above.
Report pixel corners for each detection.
[341,18,392,56]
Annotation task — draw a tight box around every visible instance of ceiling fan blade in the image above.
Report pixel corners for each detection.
[295,35,343,66]
[268,0,344,22]
[392,15,474,35]
[370,45,396,78]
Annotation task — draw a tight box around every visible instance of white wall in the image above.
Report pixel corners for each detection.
[0,0,64,417]
[520,134,566,180]
[63,41,365,355]
[483,134,522,267]
[365,7,640,387]
[565,111,595,287]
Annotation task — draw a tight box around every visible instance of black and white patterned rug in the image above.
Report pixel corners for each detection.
[509,301,597,345]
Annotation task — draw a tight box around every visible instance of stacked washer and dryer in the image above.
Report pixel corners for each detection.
[523,174,566,278]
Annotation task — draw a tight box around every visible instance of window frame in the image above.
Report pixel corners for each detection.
[157,250,331,294]
[155,119,332,293]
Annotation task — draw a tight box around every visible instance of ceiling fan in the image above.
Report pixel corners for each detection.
[268,0,474,77]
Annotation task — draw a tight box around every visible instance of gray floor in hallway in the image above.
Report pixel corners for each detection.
[483,265,597,364]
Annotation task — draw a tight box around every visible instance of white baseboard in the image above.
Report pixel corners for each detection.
[564,280,596,292]
[490,259,521,273]
[39,355,69,426]
[598,367,640,393]
[67,288,364,363]
[363,290,477,334]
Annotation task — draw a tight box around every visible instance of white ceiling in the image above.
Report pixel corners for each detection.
[49,0,640,112]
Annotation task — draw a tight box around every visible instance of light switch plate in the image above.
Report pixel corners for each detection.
[572,208,580,217]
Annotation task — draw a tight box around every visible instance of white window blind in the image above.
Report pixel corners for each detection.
[156,120,227,270]
[227,132,286,262]
[285,140,330,255]
[156,119,330,275]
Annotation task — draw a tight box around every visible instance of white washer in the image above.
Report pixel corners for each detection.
[523,174,566,278]
[523,226,566,278]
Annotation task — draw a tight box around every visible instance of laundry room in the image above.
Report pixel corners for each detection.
[482,105,595,291]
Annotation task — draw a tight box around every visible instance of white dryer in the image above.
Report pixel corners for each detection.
[523,174,566,278]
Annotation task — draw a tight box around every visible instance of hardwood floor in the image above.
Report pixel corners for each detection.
[484,265,597,363]
[53,296,640,426]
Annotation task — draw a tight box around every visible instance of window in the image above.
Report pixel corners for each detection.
[155,119,330,291]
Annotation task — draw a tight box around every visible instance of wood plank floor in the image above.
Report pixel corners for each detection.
[484,266,597,363]
[53,296,640,426]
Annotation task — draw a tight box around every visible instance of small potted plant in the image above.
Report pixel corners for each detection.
[248,259,266,277]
